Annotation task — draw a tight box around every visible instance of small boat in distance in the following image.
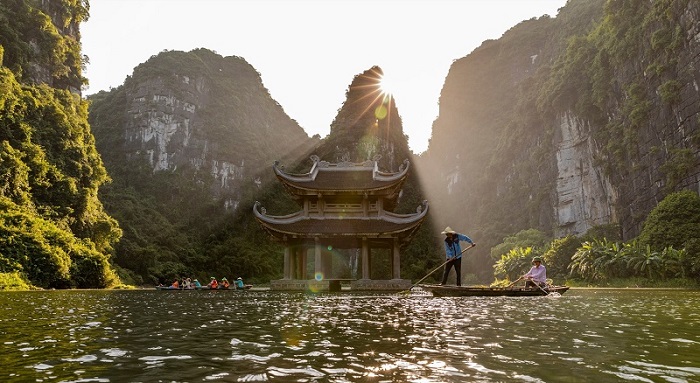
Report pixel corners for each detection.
[196,285,253,290]
[155,285,253,291]
[419,284,569,297]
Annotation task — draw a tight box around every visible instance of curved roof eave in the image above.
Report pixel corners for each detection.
[272,158,410,184]
[253,201,429,238]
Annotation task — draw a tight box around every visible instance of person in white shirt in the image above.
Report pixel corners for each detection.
[523,257,547,288]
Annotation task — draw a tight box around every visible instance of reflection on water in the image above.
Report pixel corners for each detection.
[0,289,699,382]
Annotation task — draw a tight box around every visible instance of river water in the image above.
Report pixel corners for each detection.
[0,288,698,382]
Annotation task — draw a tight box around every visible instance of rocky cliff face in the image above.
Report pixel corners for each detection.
[554,113,617,236]
[421,0,700,249]
[90,49,314,207]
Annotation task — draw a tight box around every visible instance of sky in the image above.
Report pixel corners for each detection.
[81,0,568,154]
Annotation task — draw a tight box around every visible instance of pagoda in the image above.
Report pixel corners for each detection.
[254,155,428,291]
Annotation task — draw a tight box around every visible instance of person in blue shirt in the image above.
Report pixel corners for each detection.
[235,277,245,290]
[440,226,475,286]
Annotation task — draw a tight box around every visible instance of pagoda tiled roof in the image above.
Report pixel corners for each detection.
[253,201,428,239]
[273,156,409,193]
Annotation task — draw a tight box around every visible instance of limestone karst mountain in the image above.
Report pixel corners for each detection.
[87,48,320,283]
[88,57,433,284]
[5,0,699,287]
[419,0,700,278]
[89,48,313,204]
[308,66,412,172]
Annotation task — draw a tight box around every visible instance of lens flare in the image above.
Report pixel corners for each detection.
[375,105,388,120]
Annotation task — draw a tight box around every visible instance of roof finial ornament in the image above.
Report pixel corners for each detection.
[310,155,320,163]
[399,158,409,172]
[417,200,428,213]
[372,154,382,162]
[254,201,267,215]
[338,153,352,167]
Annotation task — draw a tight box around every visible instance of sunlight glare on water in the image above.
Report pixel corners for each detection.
[0,289,698,382]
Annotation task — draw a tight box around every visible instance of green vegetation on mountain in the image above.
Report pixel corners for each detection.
[3,0,699,289]
[0,0,121,288]
[0,0,88,89]
[423,0,700,285]
[88,48,315,285]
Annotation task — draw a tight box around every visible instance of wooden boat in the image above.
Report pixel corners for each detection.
[196,285,253,290]
[419,284,570,297]
[155,285,253,290]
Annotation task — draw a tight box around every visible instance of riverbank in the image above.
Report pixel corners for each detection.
[4,274,699,291]
[0,272,32,290]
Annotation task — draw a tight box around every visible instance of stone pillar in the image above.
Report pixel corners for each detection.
[300,247,307,279]
[361,237,370,279]
[392,238,401,279]
[283,245,291,279]
[294,247,301,280]
[314,237,322,277]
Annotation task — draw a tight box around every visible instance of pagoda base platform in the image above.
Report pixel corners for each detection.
[270,278,411,292]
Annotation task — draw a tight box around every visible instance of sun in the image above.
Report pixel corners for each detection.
[378,72,396,98]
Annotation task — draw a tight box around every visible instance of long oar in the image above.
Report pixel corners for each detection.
[528,279,549,295]
[506,276,523,288]
[400,244,475,295]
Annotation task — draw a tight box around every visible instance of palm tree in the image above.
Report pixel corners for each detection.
[660,247,686,279]
[625,242,662,280]
[570,239,618,280]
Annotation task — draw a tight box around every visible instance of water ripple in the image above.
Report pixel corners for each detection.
[0,289,699,382]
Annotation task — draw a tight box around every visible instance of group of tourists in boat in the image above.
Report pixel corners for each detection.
[417,226,569,297]
[157,276,252,290]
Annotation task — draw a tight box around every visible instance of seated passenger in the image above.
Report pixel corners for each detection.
[523,257,547,288]
[235,277,245,290]
[221,277,230,289]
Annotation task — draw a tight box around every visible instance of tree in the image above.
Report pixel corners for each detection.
[542,235,582,279]
[493,246,536,282]
[490,229,550,260]
[569,238,618,281]
[638,190,700,251]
